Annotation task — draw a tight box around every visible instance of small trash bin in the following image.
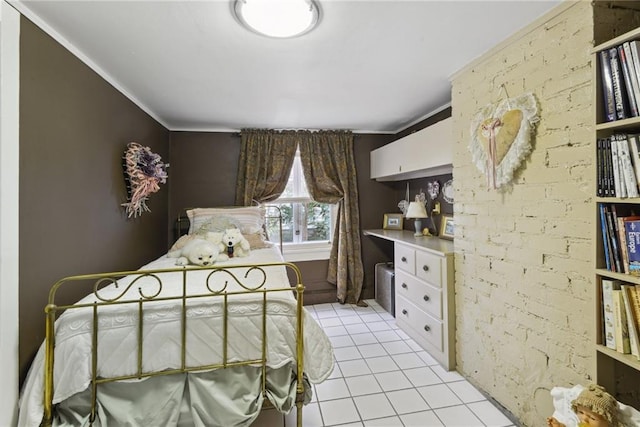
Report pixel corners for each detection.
[375,262,395,316]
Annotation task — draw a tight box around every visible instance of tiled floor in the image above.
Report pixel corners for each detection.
[254,299,516,427]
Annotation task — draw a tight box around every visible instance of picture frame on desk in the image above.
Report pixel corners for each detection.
[439,215,454,240]
[383,213,403,230]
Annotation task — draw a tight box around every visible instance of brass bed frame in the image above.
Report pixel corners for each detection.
[41,261,307,427]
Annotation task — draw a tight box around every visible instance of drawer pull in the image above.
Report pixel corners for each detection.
[401,283,407,289]
[424,325,431,332]
[423,295,430,301]
[402,309,408,315]
[423,265,429,272]
[401,256,407,263]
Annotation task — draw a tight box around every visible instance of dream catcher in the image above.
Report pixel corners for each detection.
[469,87,539,189]
[121,142,169,218]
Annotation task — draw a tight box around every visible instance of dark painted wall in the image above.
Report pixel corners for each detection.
[19,17,170,381]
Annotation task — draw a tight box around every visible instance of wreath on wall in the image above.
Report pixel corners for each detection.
[468,89,539,190]
[121,142,169,218]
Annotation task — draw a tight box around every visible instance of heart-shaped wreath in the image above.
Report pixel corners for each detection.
[469,91,539,189]
[121,142,169,218]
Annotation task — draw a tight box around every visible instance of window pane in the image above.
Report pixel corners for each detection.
[266,203,293,243]
[305,201,332,241]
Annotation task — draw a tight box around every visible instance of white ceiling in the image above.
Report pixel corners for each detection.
[12,0,563,133]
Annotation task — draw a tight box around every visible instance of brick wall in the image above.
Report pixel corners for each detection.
[450,3,594,425]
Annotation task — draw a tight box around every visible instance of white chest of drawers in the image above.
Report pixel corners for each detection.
[364,229,455,371]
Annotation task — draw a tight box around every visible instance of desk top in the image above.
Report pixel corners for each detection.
[363,229,454,256]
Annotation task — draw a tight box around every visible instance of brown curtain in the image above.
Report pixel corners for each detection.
[235,129,298,206]
[298,131,364,305]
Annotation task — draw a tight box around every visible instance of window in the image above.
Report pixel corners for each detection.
[265,149,336,261]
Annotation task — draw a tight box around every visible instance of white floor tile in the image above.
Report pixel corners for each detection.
[391,352,426,369]
[350,332,378,346]
[334,346,363,362]
[430,365,465,383]
[315,378,350,401]
[448,381,486,403]
[321,317,344,328]
[352,306,377,314]
[332,422,363,427]
[374,370,413,391]
[372,330,401,342]
[359,313,384,323]
[417,384,463,409]
[381,340,413,355]
[434,405,484,426]
[362,416,403,426]
[353,393,396,420]
[404,366,442,387]
[327,364,342,380]
[319,398,360,426]
[377,312,395,321]
[340,315,364,325]
[330,335,355,348]
[323,325,349,337]
[316,309,339,319]
[357,343,387,358]
[345,374,383,396]
[346,323,370,334]
[284,403,323,427]
[366,321,392,332]
[468,400,513,427]
[416,350,440,366]
[365,356,399,373]
[315,303,337,311]
[386,388,431,414]
[400,410,443,427]
[338,359,372,377]
[386,321,400,330]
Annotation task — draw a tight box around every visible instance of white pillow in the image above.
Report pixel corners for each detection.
[550,385,640,427]
[187,207,265,235]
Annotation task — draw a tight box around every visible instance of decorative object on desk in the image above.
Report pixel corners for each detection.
[398,182,410,216]
[405,200,428,237]
[442,179,454,204]
[468,87,539,190]
[439,215,455,240]
[383,213,404,230]
[121,142,169,218]
[427,180,441,215]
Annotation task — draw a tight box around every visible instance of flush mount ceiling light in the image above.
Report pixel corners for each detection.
[234,0,320,38]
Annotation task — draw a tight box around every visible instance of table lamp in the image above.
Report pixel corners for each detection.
[405,201,428,236]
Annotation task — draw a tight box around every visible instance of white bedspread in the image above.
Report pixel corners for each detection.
[19,246,334,427]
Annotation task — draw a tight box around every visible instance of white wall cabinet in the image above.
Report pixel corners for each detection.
[370,117,452,181]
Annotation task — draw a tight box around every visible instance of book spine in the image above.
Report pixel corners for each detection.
[602,279,618,350]
[611,136,626,198]
[605,138,615,196]
[610,47,630,120]
[600,49,617,122]
[621,284,640,359]
[617,134,639,197]
[631,285,640,341]
[598,138,604,197]
[613,289,631,354]
[617,216,630,274]
[606,207,622,272]
[600,204,612,271]
[624,42,640,115]
[628,134,640,192]
[619,45,639,117]
[626,220,640,275]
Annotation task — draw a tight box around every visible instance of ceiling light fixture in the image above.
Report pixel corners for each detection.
[234,0,320,39]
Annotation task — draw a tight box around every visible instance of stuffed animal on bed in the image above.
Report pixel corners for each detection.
[222,228,250,258]
[168,236,229,266]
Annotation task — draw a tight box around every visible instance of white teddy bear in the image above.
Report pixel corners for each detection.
[221,228,251,258]
[168,236,229,266]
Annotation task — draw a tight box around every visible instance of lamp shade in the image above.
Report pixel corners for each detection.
[405,201,428,219]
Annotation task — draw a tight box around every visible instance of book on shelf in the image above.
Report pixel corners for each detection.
[602,279,618,350]
[626,219,640,275]
[630,285,640,341]
[618,45,639,117]
[600,204,613,271]
[610,136,627,198]
[616,214,640,274]
[610,47,631,120]
[621,284,640,359]
[628,134,640,193]
[612,289,631,354]
[623,42,640,116]
[598,139,605,197]
[605,206,622,272]
[600,49,616,122]
[616,134,639,198]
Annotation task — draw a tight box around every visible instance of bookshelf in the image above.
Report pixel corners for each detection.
[594,27,640,407]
